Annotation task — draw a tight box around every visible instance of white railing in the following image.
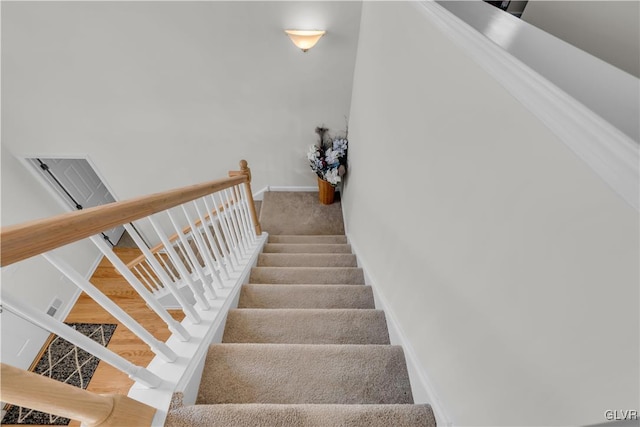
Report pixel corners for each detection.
[0,160,267,426]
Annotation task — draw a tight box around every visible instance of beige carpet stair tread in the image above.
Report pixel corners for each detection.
[250,266,364,285]
[223,309,390,344]
[238,284,376,309]
[166,403,436,427]
[188,192,434,426]
[258,253,358,267]
[197,344,413,405]
[268,235,348,244]
[263,243,352,254]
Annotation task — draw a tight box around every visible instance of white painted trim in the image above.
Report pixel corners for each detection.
[253,185,318,200]
[17,152,123,207]
[268,185,318,192]
[413,1,639,211]
[17,156,80,215]
[253,185,320,201]
[253,186,269,201]
[347,236,453,427]
[17,153,153,245]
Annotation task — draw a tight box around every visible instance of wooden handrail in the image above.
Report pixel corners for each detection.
[0,160,264,426]
[0,172,248,267]
[124,160,262,269]
[125,198,237,269]
[0,363,156,426]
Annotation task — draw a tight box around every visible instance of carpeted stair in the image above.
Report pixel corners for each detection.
[166,193,436,426]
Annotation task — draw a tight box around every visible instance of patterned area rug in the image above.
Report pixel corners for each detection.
[2,323,117,425]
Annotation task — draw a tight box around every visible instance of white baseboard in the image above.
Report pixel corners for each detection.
[347,237,453,427]
[253,185,321,201]
[253,186,269,201]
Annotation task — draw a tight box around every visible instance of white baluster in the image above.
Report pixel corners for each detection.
[227,186,248,247]
[133,265,156,293]
[222,189,247,256]
[2,293,162,388]
[193,199,231,280]
[224,188,248,256]
[231,187,251,252]
[232,185,253,247]
[205,193,240,270]
[181,205,216,272]
[157,251,179,281]
[148,216,211,311]
[43,252,178,362]
[167,210,218,300]
[239,183,258,243]
[220,189,243,255]
[209,192,242,266]
[139,261,162,292]
[90,236,190,342]
[180,205,224,289]
[175,241,194,272]
[123,224,201,325]
[42,252,178,362]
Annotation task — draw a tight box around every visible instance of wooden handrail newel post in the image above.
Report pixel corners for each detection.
[0,363,156,426]
[229,159,262,235]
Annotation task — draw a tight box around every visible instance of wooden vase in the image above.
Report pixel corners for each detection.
[317,177,335,205]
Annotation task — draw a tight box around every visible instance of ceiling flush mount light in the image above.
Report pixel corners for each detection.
[284,30,326,52]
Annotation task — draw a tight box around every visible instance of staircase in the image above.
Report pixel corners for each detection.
[166,193,436,426]
[1,168,439,426]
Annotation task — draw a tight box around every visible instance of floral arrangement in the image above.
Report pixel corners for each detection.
[307,126,348,186]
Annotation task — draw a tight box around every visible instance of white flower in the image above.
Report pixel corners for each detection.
[324,168,341,185]
[307,145,319,161]
[324,148,339,166]
[332,138,348,154]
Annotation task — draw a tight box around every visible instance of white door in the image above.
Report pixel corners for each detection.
[0,309,50,371]
[29,158,125,245]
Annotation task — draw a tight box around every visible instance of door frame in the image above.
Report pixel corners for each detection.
[18,153,150,246]
[19,153,153,247]
[18,153,122,214]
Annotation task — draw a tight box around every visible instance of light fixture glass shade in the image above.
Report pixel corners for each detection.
[285,30,326,52]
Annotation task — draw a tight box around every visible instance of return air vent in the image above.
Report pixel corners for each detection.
[46,298,62,317]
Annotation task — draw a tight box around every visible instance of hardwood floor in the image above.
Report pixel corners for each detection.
[2,247,185,427]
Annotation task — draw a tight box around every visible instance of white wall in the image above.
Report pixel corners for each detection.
[522,0,640,78]
[1,1,360,199]
[1,147,102,369]
[343,2,639,426]
[1,1,360,366]
[438,0,640,143]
